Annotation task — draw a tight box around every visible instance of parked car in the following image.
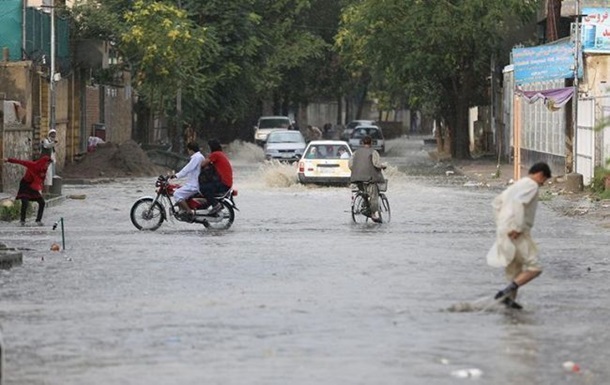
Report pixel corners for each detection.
[264,130,306,162]
[254,116,292,146]
[340,119,376,141]
[297,140,353,185]
[348,125,385,154]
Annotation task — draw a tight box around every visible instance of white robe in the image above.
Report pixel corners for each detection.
[486,177,539,268]
[42,137,57,187]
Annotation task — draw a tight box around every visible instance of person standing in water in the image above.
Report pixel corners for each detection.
[487,162,552,309]
[2,156,53,226]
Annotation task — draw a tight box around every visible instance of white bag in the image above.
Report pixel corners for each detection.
[486,236,516,268]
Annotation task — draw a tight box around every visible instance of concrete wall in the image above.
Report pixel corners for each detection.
[582,55,610,171]
[0,61,33,128]
[1,100,33,194]
[84,86,101,138]
[83,81,132,144]
[103,83,133,144]
[53,77,69,170]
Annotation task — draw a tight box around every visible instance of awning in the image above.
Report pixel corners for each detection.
[515,87,574,111]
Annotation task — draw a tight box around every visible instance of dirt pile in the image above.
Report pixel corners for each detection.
[61,140,164,179]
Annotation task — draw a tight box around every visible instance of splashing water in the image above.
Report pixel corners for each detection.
[225,140,265,163]
[260,161,300,188]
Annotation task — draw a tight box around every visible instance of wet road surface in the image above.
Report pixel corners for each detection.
[1,137,609,384]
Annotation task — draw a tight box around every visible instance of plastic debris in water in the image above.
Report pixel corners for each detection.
[562,361,580,373]
[451,368,483,378]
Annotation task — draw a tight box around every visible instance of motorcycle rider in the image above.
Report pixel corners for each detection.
[170,141,205,219]
[199,139,233,215]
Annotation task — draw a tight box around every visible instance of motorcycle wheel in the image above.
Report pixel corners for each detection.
[130,198,165,231]
[203,200,235,230]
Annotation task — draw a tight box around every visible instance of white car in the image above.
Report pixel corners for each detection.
[254,116,292,146]
[297,140,353,185]
[264,130,306,162]
[348,125,385,154]
[341,119,376,141]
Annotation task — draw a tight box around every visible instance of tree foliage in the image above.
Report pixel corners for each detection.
[120,1,209,110]
[178,0,328,128]
[69,0,541,153]
[336,0,541,158]
[70,0,332,140]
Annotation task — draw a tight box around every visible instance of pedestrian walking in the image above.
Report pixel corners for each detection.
[2,155,54,226]
[486,162,552,309]
[41,129,58,193]
[306,125,322,142]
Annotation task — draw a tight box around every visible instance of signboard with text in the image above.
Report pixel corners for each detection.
[512,42,578,85]
[582,8,610,53]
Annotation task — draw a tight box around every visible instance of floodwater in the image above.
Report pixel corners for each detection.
[1,137,609,385]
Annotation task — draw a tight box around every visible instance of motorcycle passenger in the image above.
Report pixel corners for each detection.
[199,139,233,215]
[348,135,386,223]
[170,141,205,218]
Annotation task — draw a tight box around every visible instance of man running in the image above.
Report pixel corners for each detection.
[487,162,552,309]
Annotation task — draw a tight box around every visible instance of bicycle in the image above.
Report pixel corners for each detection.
[350,180,391,224]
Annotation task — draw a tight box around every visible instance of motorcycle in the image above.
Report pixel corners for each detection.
[130,175,238,231]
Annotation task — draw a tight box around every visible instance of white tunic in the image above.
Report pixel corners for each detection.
[486,177,540,268]
[173,151,205,202]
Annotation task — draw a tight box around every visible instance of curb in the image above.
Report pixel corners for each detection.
[62,178,117,185]
[45,195,67,209]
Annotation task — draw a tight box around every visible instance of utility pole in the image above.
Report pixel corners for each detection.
[43,1,57,134]
[572,0,581,174]
[176,0,183,152]
[51,4,56,132]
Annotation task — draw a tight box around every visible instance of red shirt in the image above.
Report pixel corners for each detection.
[8,156,51,192]
[209,151,233,188]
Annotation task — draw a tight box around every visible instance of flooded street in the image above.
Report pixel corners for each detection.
[1,137,609,384]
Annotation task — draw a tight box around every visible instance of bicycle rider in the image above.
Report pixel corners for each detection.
[348,135,386,223]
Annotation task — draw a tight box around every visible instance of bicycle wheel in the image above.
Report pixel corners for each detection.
[351,192,370,224]
[203,200,235,230]
[130,198,165,231]
[378,194,391,223]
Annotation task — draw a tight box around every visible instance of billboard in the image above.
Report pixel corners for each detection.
[512,42,580,85]
[582,8,610,53]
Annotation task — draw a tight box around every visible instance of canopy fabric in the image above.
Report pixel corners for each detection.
[515,87,574,111]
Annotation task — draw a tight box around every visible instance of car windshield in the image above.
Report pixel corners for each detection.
[258,118,291,129]
[347,121,373,129]
[268,132,304,143]
[306,145,351,159]
[353,127,382,139]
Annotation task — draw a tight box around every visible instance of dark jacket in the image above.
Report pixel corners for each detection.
[349,147,384,183]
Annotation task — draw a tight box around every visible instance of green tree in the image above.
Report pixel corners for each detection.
[70,0,342,143]
[121,0,209,143]
[180,0,327,134]
[337,0,540,158]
